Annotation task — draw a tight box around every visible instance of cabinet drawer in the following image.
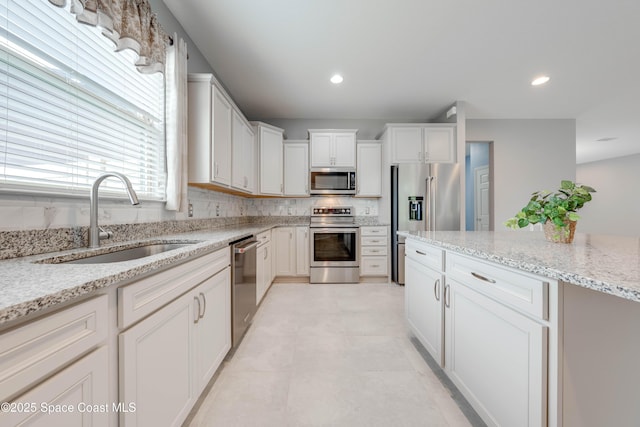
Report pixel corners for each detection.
[257,230,271,244]
[0,295,108,402]
[447,253,549,320]
[119,247,230,328]
[362,246,387,256]
[361,226,387,237]
[362,236,387,246]
[361,257,388,276]
[405,240,443,271]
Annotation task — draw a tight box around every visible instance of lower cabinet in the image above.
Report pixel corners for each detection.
[257,238,272,304]
[445,278,547,427]
[119,266,231,427]
[295,226,309,276]
[360,226,389,278]
[1,347,109,427]
[405,246,444,365]
[274,226,309,278]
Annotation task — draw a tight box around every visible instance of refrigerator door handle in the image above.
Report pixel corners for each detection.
[425,176,435,231]
[431,176,436,232]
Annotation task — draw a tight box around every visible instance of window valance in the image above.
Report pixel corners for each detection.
[47,0,169,73]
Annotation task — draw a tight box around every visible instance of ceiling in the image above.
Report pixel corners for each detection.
[162,0,640,164]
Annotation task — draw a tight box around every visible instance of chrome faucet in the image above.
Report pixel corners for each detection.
[89,172,140,248]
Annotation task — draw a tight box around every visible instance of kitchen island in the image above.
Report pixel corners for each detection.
[399,230,640,427]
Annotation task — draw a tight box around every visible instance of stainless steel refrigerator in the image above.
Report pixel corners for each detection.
[391,163,461,284]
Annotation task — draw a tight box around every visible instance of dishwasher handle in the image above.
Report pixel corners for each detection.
[234,240,258,254]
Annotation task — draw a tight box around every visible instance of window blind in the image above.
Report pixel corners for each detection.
[0,0,166,199]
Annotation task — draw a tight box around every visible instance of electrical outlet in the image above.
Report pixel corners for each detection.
[365,206,370,215]
[240,206,244,216]
[188,203,193,217]
[288,207,292,215]
[216,204,220,217]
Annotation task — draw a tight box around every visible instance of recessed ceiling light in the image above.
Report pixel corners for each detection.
[596,137,618,142]
[531,76,550,86]
[330,74,344,84]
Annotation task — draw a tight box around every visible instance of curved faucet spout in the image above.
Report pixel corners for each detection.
[89,172,140,248]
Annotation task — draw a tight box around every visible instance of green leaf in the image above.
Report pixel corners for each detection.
[527,214,541,224]
[561,180,574,190]
[517,218,529,228]
[553,217,565,227]
[568,212,580,221]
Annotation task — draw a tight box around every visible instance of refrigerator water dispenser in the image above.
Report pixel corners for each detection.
[408,197,423,221]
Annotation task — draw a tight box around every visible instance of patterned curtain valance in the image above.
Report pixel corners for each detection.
[48,0,170,73]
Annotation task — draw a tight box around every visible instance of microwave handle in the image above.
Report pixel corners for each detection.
[350,172,356,190]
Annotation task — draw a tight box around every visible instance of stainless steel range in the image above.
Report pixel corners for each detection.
[309,206,359,283]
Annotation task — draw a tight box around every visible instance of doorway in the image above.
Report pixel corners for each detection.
[465,141,494,231]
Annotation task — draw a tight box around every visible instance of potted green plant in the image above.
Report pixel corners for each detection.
[505,180,596,243]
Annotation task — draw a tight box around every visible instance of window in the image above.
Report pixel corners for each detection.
[0,0,166,200]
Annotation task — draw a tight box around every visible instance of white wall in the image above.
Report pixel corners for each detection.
[466,119,576,228]
[576,154,640,236]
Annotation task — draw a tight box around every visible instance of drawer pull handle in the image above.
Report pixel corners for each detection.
[371,264,380,268]
[434,279,440,301]
[194,296,201,324]
[415,250,426,256]
[471,272,496,283]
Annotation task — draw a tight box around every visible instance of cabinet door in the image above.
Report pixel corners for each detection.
[424,126,455,163]
[274,227,296,276]
[119,291,194,427]
[256,244,267,304]
[333,133,356,167]
[390,127,422,163]
[284,143,309,196]
[193,267,231,395]
[231,110,246,190]
[243,123,255,193]
[212,87,232,185]
[2,347,109,427]
[259,127,283,195]
[295,226,309,276]
[405,256,444,365]
[356,143,382,197]
[445,279,547,427]
[309,133,333,167]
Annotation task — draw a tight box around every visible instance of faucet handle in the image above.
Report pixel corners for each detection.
[98,227,113,241]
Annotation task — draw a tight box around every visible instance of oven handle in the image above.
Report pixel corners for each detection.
[310,227,360,234]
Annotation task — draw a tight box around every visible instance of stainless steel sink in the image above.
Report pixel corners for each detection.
[44,243,196,264]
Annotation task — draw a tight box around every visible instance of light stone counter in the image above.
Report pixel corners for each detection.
[398,230,640,303]
[0,222,308,326]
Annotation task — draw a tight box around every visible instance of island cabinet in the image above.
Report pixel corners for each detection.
[118,247,231,427]
[308,130,357,168]
[404,239,560,427]
[404,240,444,364]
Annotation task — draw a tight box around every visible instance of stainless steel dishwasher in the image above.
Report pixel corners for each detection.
[230,235,258,348]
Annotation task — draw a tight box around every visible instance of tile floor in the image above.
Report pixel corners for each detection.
[186,282,478,427]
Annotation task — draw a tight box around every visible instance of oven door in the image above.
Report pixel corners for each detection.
[310,227,359,267]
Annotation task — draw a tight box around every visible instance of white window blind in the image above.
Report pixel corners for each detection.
[0,0,166,200]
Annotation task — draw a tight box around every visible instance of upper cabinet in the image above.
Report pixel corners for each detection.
[283,141,309,197]
[386,124,456,164]
[188,74,233,186]
[309,130,357,168]
[356,141,382,197]
[253,121,284,196]
[231,110,255,193]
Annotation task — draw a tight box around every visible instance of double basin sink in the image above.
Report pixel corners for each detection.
[38,242,199,265]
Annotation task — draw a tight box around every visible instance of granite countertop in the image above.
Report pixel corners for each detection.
[0,222,308,326]
[398,230,640,303]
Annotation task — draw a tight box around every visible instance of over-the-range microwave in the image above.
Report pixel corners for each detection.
[309,168,356,195]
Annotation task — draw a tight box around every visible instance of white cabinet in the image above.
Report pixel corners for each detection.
[356,142,382,197]
[254,121,284,195]
[119,249,231,427]
[386,124,455,164]
[274,227,296,276]
[188,74,233,186]
[283,141,309,196]
[2,347,109,427]
[232,110,255,193]
[295,226,310,276]
[444,252,549,427]
[360,226,388,277]
[256,230,273,304]
[404,240,443,364]
[273,226,309,277]
[309,130,357,168]
[445,277,547,427]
